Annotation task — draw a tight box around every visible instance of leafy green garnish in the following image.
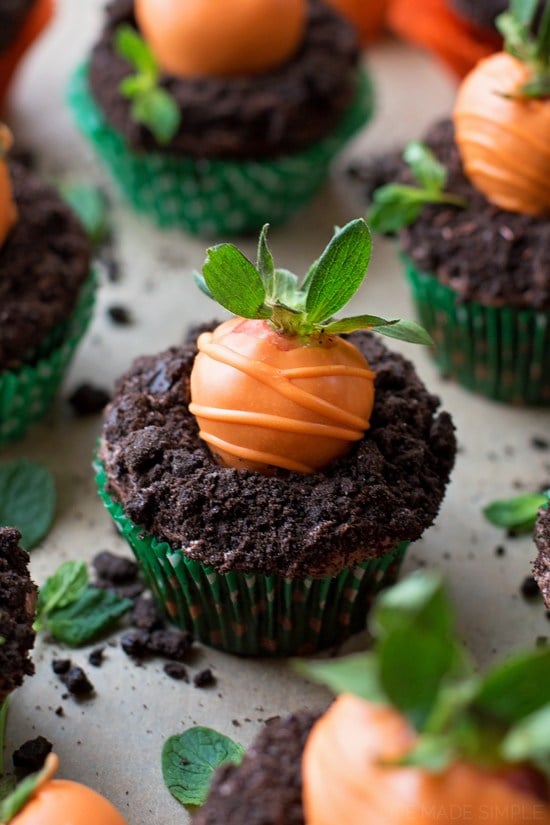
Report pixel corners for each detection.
[162,727,245,808]
[0,460,55,549]
[196,219,432,346]
[367,142,467,234]
[297,571,550,777]
[496,0,550,98]
[60,183,109,246]
[115,25,181,145]
[483,490,549,532]
[0,753,57,822]
[36,560,132,646]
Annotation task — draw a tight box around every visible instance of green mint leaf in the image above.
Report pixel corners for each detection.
[162,727,245,808]
[0,460,55,549]
[483,492,548,530]
[60,183,109,246]
[272,269,301,310]
[115,24,157,77]
[518,75,550,98]
[403,141,447,192]
[202,244,270,319]
[476,648,550,724]
[375,319,434,346]
[0,774,16,805]
[497,11,536,62]
[46,588,132,647]
[294,652,387,704]
[372,572,454,639]
[394,733,455,772]
[0,757,53,822]
[37,560,88,620]
[536,0,550,65]
[510,0,539,28]
[305,219,372,325]
[501,705,550,766]
[132,87,181,145]
[367,185,425,233]
[193,270,213,299]
[256,224,275,295]
[119,74,152,97]
[320,314,397,335]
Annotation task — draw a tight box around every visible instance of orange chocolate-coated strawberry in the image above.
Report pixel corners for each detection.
[325,0,389,45]
[0,124,18,247]
[189,317,376,474]
[453,51,550,216]
[134,0,307,78]
[302,694,550,825]
[0,0,54,108]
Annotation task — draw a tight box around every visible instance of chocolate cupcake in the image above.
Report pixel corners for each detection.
[534,506,550,608]
[0,0,54,108]
[96,220,455,655]
[0,527,37,706]
[68,0,373,236]
[0,128,94,444]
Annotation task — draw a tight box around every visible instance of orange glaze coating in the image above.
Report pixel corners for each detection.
[0,0,54,108]
[302,694,550,825]
[0,124,17,248]
[134,0,307,78]
[454,52,550,216]
[10,754,129,825]
[324,0,389,45]
[188,317,376,474]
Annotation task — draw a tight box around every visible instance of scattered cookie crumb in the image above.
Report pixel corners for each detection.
[164,662,188,681]
[193,669,215,688]
[68,383,111,415]
[12,736,52,774]
[520,576,542,601]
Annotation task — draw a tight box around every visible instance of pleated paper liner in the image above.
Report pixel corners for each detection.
[404,257,550,406]
[0,270,96,446]
[95,462,408,657]
[68,64,374,237]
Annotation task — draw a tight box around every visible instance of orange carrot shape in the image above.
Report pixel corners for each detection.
[190,218,431,474]
[1,753,128,825]
[454,0,550,215]
[299,572,550,825]
[0,125,18,247]
[324,0,389,45]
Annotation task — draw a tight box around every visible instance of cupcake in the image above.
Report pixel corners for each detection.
[0,125,94,445]
[534,506,550,608]
[68,0,374,237]
[96,219,456,656]
[0,0,54,108]
[0,527,37,708]
[363,5,550,406]
[191,572,550,824]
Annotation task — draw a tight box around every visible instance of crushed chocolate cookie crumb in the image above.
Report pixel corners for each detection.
[62,665,94,696]
[12,736,53,774]
[164,662,188,681]
[193,669,215,688]
[52,659,71,675]
[107,305,133,325]
[68,383,111,416]
[520,576,542,601]
[531,436,549,451]
[495,546,506,557]
[131,594,164,632]
[92,551,139,584]
[88,647,105,667]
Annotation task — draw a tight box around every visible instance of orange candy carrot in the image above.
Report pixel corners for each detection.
[0,124,18,248]
[134,0,306,77]
[0,0,54,108]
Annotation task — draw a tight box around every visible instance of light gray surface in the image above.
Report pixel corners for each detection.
[3,3,550,823]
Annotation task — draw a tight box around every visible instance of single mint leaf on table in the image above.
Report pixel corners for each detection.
[37,560,88,622]
[60,183,109,246]
[162,727,245,808]
[483,491,549,531]
[46,588,132,647]
[0,460,55,549]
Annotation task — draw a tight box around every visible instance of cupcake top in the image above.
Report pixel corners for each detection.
[88,0,361,159]
[0,526,37,704]
[0,161,91,371]
[534,506,550,608]
[359,119,550,309]
[0,0,36,52]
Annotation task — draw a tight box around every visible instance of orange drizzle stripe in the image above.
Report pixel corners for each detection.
[280,365,376,379]
[189,403,367,440]
[457,112,550,158]
[199,431,315,474]
[198,338,372,431]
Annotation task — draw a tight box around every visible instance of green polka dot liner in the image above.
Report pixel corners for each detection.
[96,462,408,657]
[404,258,550,407]
[0,271,96,446]
[68,64,374,237]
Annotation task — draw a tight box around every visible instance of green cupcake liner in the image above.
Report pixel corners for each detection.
[95,462,408,657]
[403,257,550,406]
[68,63,374,237]
[0,271,97,446]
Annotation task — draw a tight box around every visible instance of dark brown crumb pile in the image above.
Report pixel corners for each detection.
[88,0,360,159]
[353,119,550,310]
[194,710,320,825]
[534,507,550,608]
[0,162,91,371]
[0,0,35,52]
[100,328,456,578]
[0,527,37,704]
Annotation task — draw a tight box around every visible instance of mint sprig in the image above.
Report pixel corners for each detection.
[36,560,132,646]
[162,727,245,808]
[367,142,467,234]
[0,460,55,550]
[497,0,550,98]
[195,219,432,346]
[483,490,549,533]
[297,571,550,777]
[115,25,181,145]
